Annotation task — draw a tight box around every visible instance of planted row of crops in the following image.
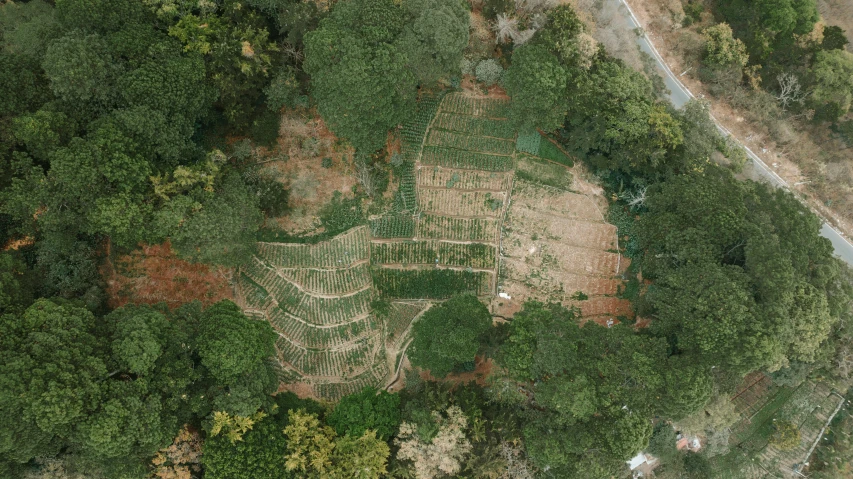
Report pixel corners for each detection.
[274,333,379,378]
[372,268,492,298]
[268,307,378,349]
[421,146,513,171]
[257,225,370,268]
[401,92,446,161]
[417,214,500,242]
[418,188,505,218]
[371,241,496,269]
[440,94,509,118]
[384,302,427,347]
[278,262,371,296]
[395,160,418,213]
[370,214,416,239]
[426,130,515,156]
[314,362,391,402]
[431,112,515,139]
[419,166,512,191]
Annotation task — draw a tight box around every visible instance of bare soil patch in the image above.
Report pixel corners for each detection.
[103,241,233,309]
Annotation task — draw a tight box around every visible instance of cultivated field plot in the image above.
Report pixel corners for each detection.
[235,226,390,401]
[496,177,631,319]
[425,130,515,156]
[417,214,501,243]
[419,167,512,191]
[421,146,514,171]
[418,188,506,218]
[372,267,493,299]
[431,112,515,139]
[257,226,370,268]
[371,240,496,269]
[384,301,429,349]
[713,378,846,479]
[439,94,510,118]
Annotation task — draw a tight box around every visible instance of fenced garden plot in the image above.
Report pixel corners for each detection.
[431,112,515,139]
[421,146,514,171]
[515,154,574,190]
[371,241,496,269]
[439,94,509,118]
[257,225,370,268]
[370,214,416,238]
[417,214,500,243]
[268,308,378,349]
[384,302,428,347]
[418,189,506,218]
[425,130,515,156]
[419,167,512,191]
[372,268,492,298]
[278,263,371,296]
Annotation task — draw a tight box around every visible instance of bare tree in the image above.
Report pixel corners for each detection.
[622,186,648,208]
[775,73,806,110]
[354,159,380,198]
[512,28,536,45]
[494,14,519,44]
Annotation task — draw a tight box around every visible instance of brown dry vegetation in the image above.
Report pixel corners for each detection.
[103,241,233,309]
[266,108,358,235]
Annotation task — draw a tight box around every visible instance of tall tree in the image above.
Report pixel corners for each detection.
[504,44,567,132]
[407,294,492,377]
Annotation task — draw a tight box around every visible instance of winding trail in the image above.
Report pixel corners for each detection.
[609,0,853,265]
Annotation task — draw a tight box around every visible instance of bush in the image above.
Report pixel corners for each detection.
[475,59,503,86]
[770,420,801,450]
[460,57,476,76]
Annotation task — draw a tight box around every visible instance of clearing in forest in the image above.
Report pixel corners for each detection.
[370,92,514,300]
[235,226,389,401]
[494,153,633,323]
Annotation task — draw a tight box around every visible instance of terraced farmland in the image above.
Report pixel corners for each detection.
[235,226,389,401]
[369,92,515,300]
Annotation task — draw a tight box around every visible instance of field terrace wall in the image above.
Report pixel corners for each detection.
[370,93,515,301]
[235,226,389,401]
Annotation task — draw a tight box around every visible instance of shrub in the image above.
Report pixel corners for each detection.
[770,420,801,450]
[475,59,503,86]
[460,57,476,76]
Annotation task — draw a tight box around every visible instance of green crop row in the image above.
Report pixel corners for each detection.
[370,214,416,238]
[538,138,574,167]
[440,94,509,118]
[279,263,371,296]
[268,307,379,349]
[515,131,541,155]
[371,268,492,299]
[431,112,515,139]
[421,146,514,171]
[426,130,515,155]
[384,302,426,346]
[401,92,447,159]
[395,160,417,213]
[371,241,496,269]
[257,226,370,268]
[418,214,499,243]
[314,362,389,401]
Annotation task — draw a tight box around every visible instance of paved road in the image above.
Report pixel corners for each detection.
[610,0,853,266]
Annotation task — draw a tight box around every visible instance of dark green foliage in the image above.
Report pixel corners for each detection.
[328,387,401,440]
[682,1,704,26]
[371,268,490,299]
[318,192,365,237]
[538,138,574,167]
[249,110,282,148]
[482,0,513,21]
[203,414,289,479]
[264,66,302,111]
[197,301,276,385]
[369,215,416,238]
[400,0,470,86]
[822,25,849,51]
[504,44,567,132]
[304,0,415,152]
[515,131,541,155]
[718,0,819,62]
[407,294,492,377]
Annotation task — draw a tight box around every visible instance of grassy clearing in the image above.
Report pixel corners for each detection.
[515,154,573,190]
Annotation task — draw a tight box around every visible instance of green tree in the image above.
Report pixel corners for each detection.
[702,23,749,69]
[203,413,289,479]
[42,31,119,107]
[327,387,401,440]
[407,294,492,377]
[400,0,469,85]
[809,49,853,121]
[0,299,107,464]
[504,44,567,132]
[158,172,263,268]
[303,0,416,152]
[821,25,849,51]
[0,0,61,60]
